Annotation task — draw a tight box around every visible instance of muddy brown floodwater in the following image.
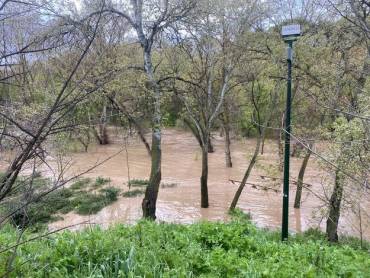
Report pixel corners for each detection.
[47,129,369,239]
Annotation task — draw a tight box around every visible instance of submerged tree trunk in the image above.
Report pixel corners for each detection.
[229,132,263,210]
[294,144,313,208]
[201,145,209,208]
[230,85,278,210]
[326,170,344,242]
[142,51,162,220]
[142,129,161,219]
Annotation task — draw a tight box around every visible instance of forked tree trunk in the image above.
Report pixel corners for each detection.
[201,146,209,208]
[294,145,312,208]
[326,170,344,242]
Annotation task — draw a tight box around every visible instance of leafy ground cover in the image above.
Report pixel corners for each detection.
[0,211,368,277]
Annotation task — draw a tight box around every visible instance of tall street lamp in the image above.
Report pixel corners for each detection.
[281,24,301,241]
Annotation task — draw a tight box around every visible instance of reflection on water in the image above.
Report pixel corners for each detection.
[43,129,369,239]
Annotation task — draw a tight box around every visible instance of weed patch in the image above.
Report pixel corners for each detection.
[122,189,145,197]
[1,215,369,277]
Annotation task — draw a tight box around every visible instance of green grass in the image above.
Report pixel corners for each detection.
[128,179,149,187]
[122,189,145,198]
[93,177,111,188]
[1,175,120,230]
[127,179,178,189]
[100,187,120,202]
[0,214,369,277]
[70,178,92,191]
[6,188,75,229]
[71,187,120,215]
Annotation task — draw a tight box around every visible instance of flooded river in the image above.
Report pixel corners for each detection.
[41,129,369,239]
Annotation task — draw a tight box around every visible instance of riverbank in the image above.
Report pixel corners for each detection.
[1,212,369,277]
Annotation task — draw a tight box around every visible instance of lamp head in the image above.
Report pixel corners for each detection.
[282,24,301,42]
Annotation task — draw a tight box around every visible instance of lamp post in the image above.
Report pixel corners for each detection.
[281,24,301,241]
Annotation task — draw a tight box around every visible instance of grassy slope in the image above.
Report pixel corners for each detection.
[0,214,369,277]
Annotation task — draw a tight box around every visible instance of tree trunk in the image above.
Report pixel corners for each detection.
[95,104,109,145]
[230,85,279,210]
[294,146,312,208]
[224,124,232,167]
[326,170,344,242]
[260,129,266,155]
[229,132,262,210]
[141,51,162,219]
[201,146,209,208]
[221,108,232,167]
[142,129,161,219]
[207,134,214,153]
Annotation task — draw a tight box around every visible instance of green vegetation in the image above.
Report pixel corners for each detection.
[127,179,178,189]
[0,214,369,277]
[128,179,149,187]
[93,177,111,188]
[122,189,145,198]
[70,178,92,191]
[73,191,118,215]
[2,176,120,228]
[9,188,74,228]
